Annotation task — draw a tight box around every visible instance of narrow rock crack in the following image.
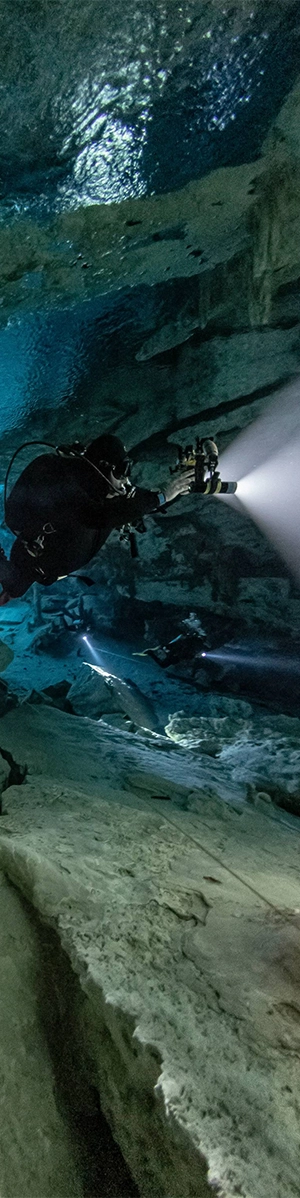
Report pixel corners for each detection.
[0,747,27,791]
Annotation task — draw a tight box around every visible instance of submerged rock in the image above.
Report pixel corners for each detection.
[68,666,121,719]
[0,640,13,673]
[165,712,249,755]
[165,705,300,814]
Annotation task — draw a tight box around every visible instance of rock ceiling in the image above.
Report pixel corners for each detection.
[0,2,298,458]
[0,0,299,637]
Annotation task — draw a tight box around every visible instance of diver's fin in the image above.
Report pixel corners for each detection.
[132,645,161,657]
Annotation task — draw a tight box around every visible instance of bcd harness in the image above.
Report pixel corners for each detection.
[3,439,148,577]
[3,435,237,579]
[3,441,62,581]
[21,521,57,580]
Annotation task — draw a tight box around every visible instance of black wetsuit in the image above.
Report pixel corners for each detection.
[4,453,162,597]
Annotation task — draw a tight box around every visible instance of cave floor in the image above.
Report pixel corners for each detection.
[0,702,298,1197]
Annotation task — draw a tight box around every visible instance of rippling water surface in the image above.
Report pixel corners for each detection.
[0,0,299,215]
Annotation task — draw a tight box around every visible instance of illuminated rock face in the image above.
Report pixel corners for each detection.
[0,704,299,1198]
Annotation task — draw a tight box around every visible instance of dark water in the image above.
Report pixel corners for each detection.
[203,640,300,715]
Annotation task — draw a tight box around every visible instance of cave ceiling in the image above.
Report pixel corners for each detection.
[0,0,299,469]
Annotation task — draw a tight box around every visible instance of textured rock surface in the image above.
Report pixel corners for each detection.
[0,871,83,1197]
[0,703,299,1197]
[165,712,249,755]
[68,664,121,719]
[0,641,14,672]
[0,754,11,796]
[68,663,162,732]
[165,703,300,813]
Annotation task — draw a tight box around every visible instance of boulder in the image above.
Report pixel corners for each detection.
[0,640,14,672]
[165,712,249,755]
[68,666,121,719]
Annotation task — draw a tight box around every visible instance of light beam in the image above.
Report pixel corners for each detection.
[218,376,300,587]
[237,432,300,585]
[202,648,300,674]
[219,377,300,482]
[81,635,104,665]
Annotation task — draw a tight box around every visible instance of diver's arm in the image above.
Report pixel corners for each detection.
[160,471,195,504]
[109,470,196,520]
[109,486,168,523]
[78,487,164,528]
[80,471,195,528]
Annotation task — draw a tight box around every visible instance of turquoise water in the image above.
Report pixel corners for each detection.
[0,286,157,433]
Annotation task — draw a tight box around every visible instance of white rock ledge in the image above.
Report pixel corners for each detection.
[0,704,298,1198]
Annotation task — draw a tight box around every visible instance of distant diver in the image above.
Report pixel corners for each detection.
[0,434,194,604]
[134,612,206,668]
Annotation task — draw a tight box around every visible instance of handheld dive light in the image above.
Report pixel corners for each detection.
[171,436,237,494]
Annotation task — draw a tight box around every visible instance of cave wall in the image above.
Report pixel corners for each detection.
[1,79,300,646]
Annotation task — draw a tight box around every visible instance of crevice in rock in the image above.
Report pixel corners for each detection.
[132,373,292,457]
[26,907,140,1198]
[249,781,300,819]
[5,888,213,1198]
[0,747,27,791]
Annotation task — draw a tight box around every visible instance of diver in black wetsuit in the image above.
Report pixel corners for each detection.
[0,434,194,604]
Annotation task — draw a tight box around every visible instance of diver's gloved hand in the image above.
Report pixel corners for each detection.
[162,468,195,504]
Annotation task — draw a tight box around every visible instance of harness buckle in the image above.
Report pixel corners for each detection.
[22,521,56,560]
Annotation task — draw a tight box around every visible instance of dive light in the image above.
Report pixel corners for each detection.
[195,477,237,494]
[171,436,237,494]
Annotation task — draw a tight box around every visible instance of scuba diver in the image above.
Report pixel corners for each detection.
[136,612,207,668]
[0,433,194,604]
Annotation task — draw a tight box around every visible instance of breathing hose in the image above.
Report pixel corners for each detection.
[3,438,125,526]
